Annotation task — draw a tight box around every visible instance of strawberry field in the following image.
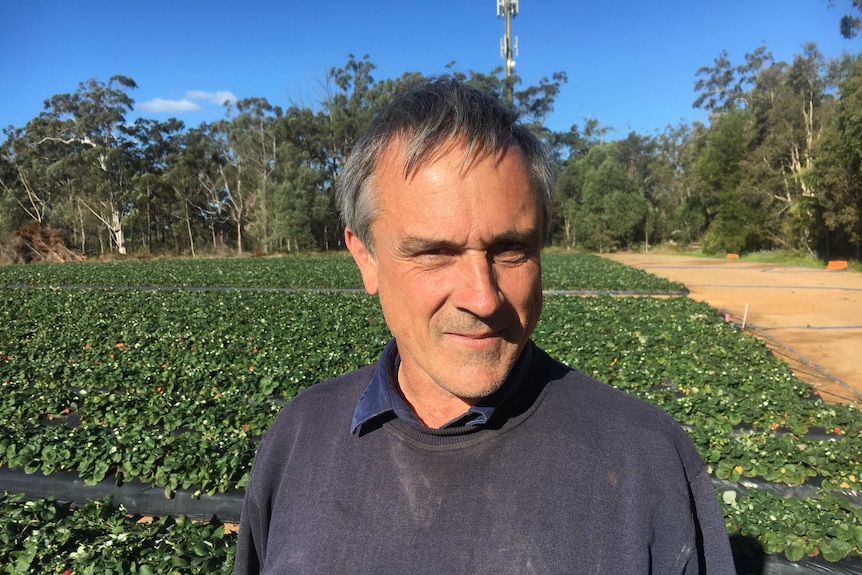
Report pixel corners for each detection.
[1,253,860,573]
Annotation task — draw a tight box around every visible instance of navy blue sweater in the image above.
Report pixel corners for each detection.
[235,345,735,574]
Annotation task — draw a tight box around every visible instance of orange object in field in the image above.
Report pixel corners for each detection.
[726,253,740,259]
[827,260,848,271]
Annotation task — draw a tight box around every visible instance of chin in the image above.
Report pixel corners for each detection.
[445,373,509,400]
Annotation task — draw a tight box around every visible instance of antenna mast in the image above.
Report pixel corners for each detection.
[497,0,518,104]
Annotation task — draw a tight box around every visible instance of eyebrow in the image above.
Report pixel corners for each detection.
[398,230,541,255]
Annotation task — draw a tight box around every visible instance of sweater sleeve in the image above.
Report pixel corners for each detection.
[234,422,281,575]
[233,471,266,575]
[688,469,736,575]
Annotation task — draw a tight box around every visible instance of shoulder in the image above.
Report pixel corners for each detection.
[252,363,375,467]
[267,362,376,434]
[532,347,704,474]
[245,363,376,494]
[535,347,673,423]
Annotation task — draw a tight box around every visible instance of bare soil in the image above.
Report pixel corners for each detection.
[602,254,862,406]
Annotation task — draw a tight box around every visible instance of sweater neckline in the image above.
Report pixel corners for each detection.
[375,348,556,449]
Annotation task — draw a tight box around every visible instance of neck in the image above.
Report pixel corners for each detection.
[396,368,477,429]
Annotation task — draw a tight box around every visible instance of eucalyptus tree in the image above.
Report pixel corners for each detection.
[693,46,773,113]
[179,123,243,253]
[692,44,846,254]
[742,44,837,251]
[448,65,569,153]
[24,75,139,255]
[617,132,663,250]
[514,72,569,128]
[2,62,579,257]
[164,126,229,255]
[0,124,63,228]
[2,115,103,254]
[126,117,186,253]
[0,138,25,241]
[272,105,334,251]
[318,57,429,246]
[581,118,615,146]
[824,0,862,38]
[221,98,283,253]
[320,55,382,185]
[696,109,772,254]
[811,53,862,258]
[655,122,709,245]
[196,97,284,255]
[554,142,645,251]
[321,56,427,190]
[547,123,587,163]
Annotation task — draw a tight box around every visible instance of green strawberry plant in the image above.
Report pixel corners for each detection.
[0,253,860,563]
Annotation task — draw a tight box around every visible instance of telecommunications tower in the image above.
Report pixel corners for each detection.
[497,0,518,104]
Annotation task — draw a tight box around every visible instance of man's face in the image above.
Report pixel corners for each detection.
[346,139,543,415]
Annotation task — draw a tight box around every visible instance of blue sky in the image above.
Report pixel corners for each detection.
[1,0,858,139]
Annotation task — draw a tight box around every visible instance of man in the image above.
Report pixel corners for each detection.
[235,77,735,574]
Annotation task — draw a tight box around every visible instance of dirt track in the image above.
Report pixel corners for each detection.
[602,254,862,405]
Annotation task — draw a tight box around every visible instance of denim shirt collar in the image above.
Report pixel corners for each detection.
[350,338,534,434]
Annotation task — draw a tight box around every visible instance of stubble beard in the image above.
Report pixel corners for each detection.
[429,314,525,400]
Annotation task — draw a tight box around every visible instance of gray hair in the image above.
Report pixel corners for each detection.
[335,76,554,252]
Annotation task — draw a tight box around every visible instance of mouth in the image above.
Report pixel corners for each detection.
[445,330,506,348]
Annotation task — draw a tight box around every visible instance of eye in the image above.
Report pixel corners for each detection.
[412,246,458,265]
[491,245,532,264]
[421,247,454,257]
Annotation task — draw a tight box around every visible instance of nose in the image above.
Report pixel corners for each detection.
[450,252,503,318]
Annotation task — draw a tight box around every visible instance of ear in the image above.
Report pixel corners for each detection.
[345,227,379,295]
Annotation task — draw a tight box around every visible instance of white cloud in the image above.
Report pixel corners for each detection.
[136,90,237,116]
[186,90,238,106]
[137,98,203,113]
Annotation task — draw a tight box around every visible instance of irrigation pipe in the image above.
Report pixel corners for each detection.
[2,283,367,293]
[0,465,244,522]
[3,283,692,297]
[690,283,862,292]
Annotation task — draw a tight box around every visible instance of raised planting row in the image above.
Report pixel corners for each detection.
[0,493,235,574]
[721,489,862,563]
[1,289,390,495]
[0,254,364,290]
[0,252,686,293]
[541,252,687,292]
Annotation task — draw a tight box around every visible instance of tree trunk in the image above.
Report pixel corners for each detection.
[236,220,243,255]
[185,203,196,258]
[78,203,87,254]
[112,208,127,255]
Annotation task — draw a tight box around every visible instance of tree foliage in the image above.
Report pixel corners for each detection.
[0,58,571,259]
[1,47,861,262]
[683,45,859,258]
[811,53,862,257]
[825,0,862,38]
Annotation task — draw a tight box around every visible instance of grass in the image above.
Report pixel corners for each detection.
[627,246,862,272]
[738,250,826,268]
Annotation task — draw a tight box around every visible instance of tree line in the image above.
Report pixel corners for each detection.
[1,47,861,262]
[556,43,861,259]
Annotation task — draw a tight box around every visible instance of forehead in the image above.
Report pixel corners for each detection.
[369,138,542,239]
[373,136,535,194]
[389,133,507,178]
